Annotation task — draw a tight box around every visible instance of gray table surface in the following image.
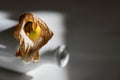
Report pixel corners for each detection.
[0,0,120,80]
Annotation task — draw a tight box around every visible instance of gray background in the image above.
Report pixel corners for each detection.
[0,0,120,80]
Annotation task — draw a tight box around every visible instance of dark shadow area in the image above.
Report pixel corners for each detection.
[0,26,18,56]
[0,67,32,80]
[0,0,80,20]
[65,1,120,80]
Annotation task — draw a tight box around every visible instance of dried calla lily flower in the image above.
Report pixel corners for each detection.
[14,13,53,63]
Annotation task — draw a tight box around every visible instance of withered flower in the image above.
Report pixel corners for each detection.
[14,13,53,63]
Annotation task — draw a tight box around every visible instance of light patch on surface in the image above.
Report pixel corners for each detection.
[0,44,6,49]
[0,19,17,32]
[27,64,69,80]
[0,11,17,32]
